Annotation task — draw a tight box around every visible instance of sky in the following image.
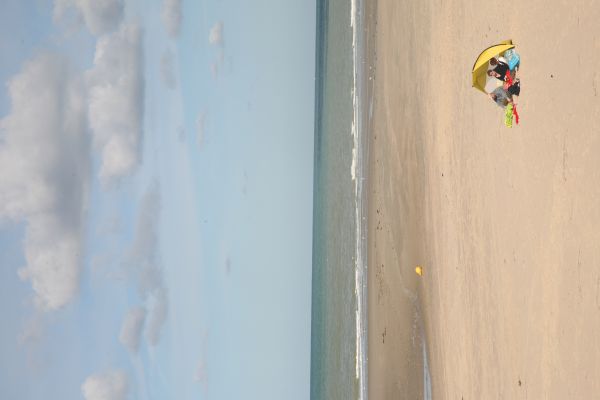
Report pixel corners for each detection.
[0,1,315,399]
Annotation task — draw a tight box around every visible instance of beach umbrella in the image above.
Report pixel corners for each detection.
[472,40,515,93]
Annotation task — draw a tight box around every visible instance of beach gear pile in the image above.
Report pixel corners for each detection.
[472,40,521,127]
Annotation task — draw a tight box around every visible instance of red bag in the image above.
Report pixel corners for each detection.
[503,73,513,90]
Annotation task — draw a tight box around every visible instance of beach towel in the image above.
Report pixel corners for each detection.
[505,103,514,128]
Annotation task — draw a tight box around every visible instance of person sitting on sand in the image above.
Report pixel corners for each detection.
[489,86,511,108]
[489,57,510,81]
[487,68,508,82]
[488,78,520,107]
[507,78,520,105]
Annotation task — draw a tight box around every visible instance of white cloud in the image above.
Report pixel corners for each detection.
[119,307,146,353]
[208,21,224,46]
[145,287,168,346]
[162,0,182,38]
[82,370,129,400]
[0,53,89,310]
[160,49,176,89]
[54,0,124,36]
[125,183,169,346]
[87,24,144,186]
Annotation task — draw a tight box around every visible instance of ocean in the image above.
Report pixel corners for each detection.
[310,0,369,399]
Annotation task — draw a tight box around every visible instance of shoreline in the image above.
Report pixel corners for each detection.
[352,1,369,398]
[353,0,380,397]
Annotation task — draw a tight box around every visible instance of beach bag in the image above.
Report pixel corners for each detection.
[502,73,514,89]
[504,49,520,71]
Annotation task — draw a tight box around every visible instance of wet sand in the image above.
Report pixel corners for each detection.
[367,1,600,398]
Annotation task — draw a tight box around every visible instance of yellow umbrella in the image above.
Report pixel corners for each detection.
[472,40,515,93]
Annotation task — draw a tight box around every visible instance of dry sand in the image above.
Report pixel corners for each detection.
[367,1,600,399]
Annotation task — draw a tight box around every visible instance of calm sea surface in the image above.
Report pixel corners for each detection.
[310,0,368,399]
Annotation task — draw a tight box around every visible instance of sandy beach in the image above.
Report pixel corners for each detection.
[367,1,600,399]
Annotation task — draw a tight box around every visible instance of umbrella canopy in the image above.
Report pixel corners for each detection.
[472,40,515,93]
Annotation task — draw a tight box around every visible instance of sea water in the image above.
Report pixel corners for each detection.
[310,0,433,399]
[310,0,368,399]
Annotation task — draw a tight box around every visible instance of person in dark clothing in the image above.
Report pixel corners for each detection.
[487,68,507,81]
[507,78,520,105]
[488,57,510,81]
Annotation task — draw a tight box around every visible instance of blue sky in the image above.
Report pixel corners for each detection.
[0,1,315,399]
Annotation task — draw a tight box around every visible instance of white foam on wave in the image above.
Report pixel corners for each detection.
[351,124,357,181]
[351,1,368,400]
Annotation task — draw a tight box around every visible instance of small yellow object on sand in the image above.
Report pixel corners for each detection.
[415,266,423,276]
